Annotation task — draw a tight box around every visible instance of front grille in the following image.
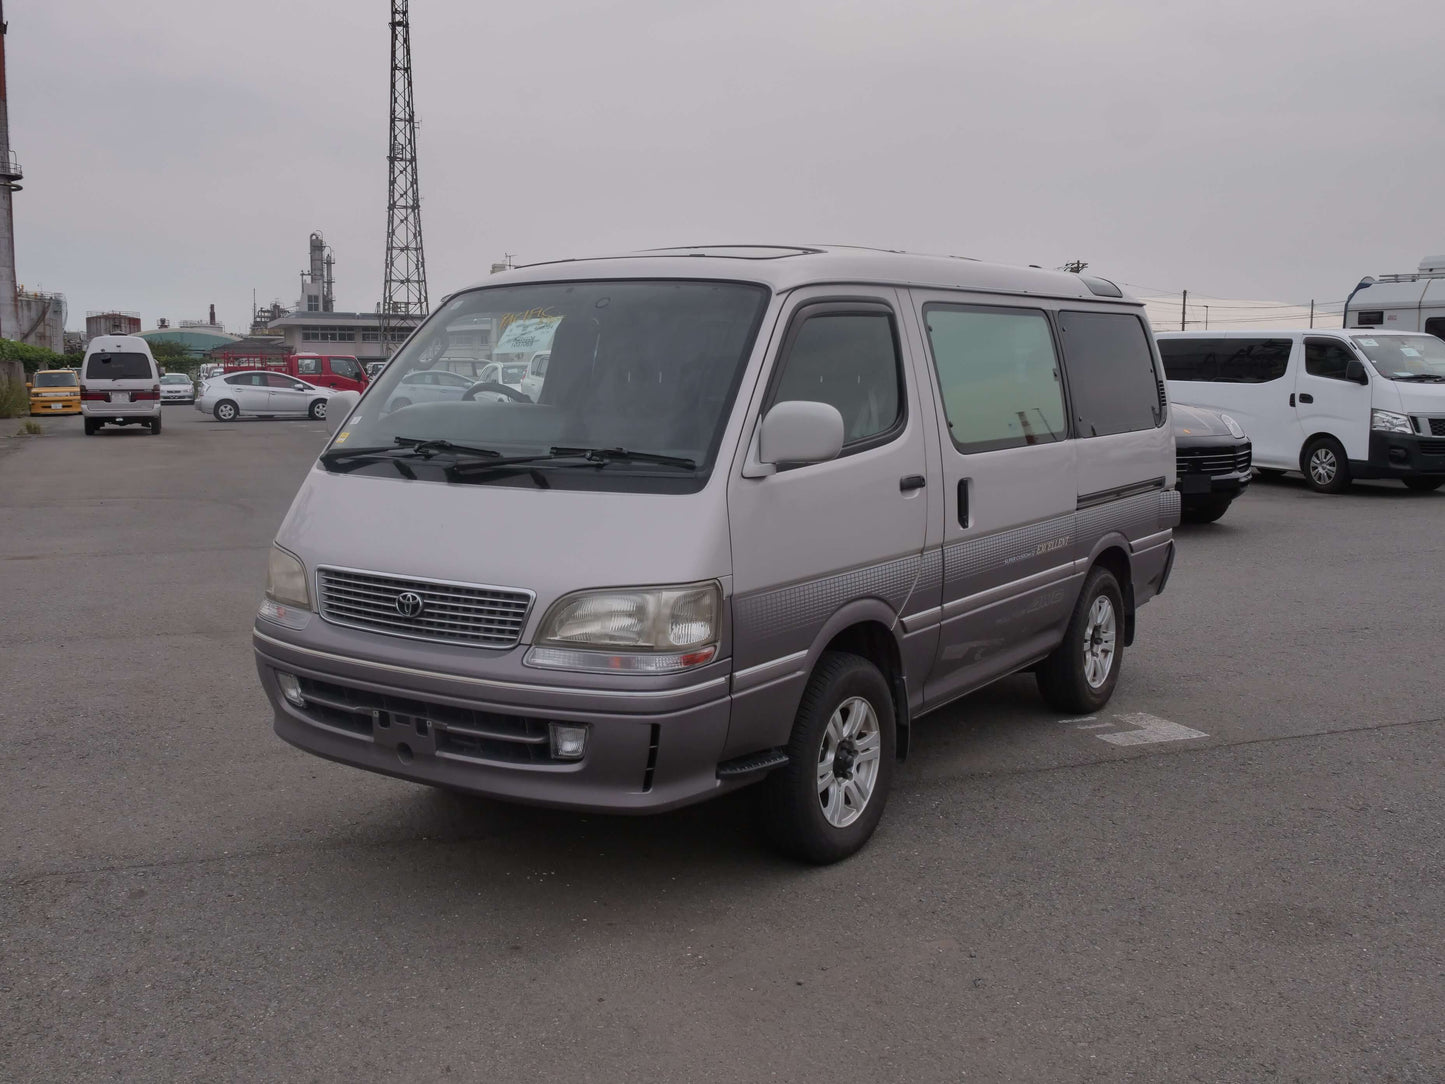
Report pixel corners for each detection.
[1419,440,1445,455]
[1428,418,1445,437]
[317,567,532,648]
[1177,443,1251,476]
[294,675,559,764]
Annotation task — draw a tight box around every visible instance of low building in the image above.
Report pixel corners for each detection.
[86,310,141,340]
[139,326,238,359]
[266,310,425,361]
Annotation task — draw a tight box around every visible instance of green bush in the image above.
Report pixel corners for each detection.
[0,338,67,375]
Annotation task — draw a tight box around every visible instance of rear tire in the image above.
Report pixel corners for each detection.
[1036,566,1124,714]
[763,651,895,865]
[83,418,99,435]
[1181,496,1233,524]
[213,400,238,422]
[1402,476,1444,492]
[1301,436,1351,493]
[308,399,327,420]
[149,415,162,435]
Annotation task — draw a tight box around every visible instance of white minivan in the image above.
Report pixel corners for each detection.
[255,247,1178,863]
[80,335,163,436]
[1158,330,1445,493]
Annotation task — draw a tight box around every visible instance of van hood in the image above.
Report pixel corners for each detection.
[1382,380,1445,415]
[275,466,734,635]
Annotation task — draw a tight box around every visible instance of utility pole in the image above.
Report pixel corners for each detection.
[380,0,428,356]
[1309,300,1314,328]
[1204,305,1209,330]
[0,0,23,343]
[1180,290,1187,331]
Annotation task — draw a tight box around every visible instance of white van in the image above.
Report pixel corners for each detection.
[80,335,163,436]
[254,247,1178,862]
[1157,330,1445,493]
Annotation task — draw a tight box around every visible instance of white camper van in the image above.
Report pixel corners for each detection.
[1344,255,1445,337]
[1158,330,1445,493]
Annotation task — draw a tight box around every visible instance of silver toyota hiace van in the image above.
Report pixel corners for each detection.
[255,247,1178,862]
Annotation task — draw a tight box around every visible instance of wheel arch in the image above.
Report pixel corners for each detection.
[1082,537,1135,647]
[805,600,910,760]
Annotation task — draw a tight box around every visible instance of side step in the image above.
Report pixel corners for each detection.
[716,748,790,779]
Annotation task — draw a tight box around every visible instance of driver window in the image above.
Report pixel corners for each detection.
[770,309,903,447]
[1305,340,1358,381]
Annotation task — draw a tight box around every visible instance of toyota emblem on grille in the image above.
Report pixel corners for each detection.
[395,591,425,619]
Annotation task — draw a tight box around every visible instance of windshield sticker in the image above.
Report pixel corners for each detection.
[1401,347,1421,357]
[494,316,562,354]
[334,431,349,443]
[1358,338,1377,346]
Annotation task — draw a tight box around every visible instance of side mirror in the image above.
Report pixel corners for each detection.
[1345,359,1369,385]
[755,400,845,471]
[327,389,360,434]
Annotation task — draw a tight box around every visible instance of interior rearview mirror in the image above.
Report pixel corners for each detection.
[756,400,845,470]
[327,390,361,434]
[1345,359,1369,385]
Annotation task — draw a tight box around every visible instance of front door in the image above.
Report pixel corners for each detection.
[728,288,930,674]
[907,293,1078,706]
[1297,337,1372,462]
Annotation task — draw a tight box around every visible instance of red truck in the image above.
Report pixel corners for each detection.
[213,351,369,393]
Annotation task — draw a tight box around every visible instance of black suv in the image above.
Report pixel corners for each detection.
[1173,403,1252,523]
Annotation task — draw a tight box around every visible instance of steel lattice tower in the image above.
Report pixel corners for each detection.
[380,0,427,355]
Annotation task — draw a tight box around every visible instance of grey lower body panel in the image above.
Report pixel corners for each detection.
[255,640,742,814]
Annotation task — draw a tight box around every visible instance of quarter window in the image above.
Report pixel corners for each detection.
[1058,311,1164,437]
[1158,337,1291,383]
[923,305,1065,453]
[770,309,903,448]
[1304,339,1357,381]
[297,357,321,375]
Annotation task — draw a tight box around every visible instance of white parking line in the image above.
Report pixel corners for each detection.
[1096,712,1209,746]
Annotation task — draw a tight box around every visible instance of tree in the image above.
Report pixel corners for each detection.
[147,338,197,375]
[1058,260,1089,274]
[0,337,68,375]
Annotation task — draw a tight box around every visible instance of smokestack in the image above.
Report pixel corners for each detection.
[209,303,216,326]
[0,1,22,340]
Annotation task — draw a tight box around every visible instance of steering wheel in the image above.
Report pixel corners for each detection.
[461,381,532,403]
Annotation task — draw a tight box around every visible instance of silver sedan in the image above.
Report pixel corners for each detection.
[196,371,335,422]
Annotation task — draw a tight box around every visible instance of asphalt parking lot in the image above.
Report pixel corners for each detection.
[2,406,1441,1083]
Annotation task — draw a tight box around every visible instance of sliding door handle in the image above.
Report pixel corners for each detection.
[899,474,926,492]
[1298,393,1314,404]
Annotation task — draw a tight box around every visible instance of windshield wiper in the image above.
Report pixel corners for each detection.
[548,446,698,470]
[1394,373,1445,382]
[393,437,503,458]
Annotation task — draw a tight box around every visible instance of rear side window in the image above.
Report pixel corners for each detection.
[85,352,153,381]
[1304,339,1357,380]
[1158,338,1291,383]
[771,308,903,447]
[923,305,1066,453]
[1058,311,1164,437]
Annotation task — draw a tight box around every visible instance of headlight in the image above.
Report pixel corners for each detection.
[1370,409,1414,435]
[526,582,721,673]
[1219,413,1246,439]
[265,544,311,610]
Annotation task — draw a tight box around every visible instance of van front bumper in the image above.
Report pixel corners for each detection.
[1354,433,1445,479]
[253,626,740,814]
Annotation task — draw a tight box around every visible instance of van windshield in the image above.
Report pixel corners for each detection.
[85,353,153,381]
[34,371,78,387]
[1350,334,1445,381]
[328,279,770,491]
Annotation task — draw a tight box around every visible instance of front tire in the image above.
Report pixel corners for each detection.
[1301,436,1351,493]
[213,400,239,422]
[308,399,327,420]
[1402,476,1444,493]
[1036,566,1124,714]
[763,652,895,865]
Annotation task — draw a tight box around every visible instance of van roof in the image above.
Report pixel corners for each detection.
[86,335,152,352]
[1156,329,1428,338]
[468,245,1137,305]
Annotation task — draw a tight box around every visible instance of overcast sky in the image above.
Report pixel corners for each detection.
[10,0,1445,333]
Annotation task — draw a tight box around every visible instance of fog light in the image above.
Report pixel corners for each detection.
[276,671,306,708]
[549,723,589,760]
